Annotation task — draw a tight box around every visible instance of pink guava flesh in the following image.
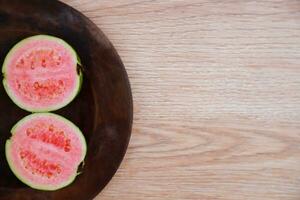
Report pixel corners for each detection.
[3,35,80,112]
[6,113,86,190]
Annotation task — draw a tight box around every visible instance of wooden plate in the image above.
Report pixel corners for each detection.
[0,0,133,199]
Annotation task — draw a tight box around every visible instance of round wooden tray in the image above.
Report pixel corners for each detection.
[0,0,133,199]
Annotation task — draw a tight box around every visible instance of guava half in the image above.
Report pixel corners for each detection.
[5,113,87,191]
[2,35,82,112]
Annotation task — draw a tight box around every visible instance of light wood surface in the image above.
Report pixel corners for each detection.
[61,0,300,199]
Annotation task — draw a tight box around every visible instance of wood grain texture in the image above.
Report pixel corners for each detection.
[61,0,300,199]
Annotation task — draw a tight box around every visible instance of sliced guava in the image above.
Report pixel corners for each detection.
[5,113,87,191]
[2,35,82,112]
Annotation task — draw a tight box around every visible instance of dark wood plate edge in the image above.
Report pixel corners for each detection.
[56,1,134,199]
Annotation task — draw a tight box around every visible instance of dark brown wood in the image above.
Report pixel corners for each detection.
[0,0,133,199]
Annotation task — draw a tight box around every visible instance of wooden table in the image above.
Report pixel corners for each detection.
[62,1,300,199]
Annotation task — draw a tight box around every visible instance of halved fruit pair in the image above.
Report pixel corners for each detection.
[3,35,87,191]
